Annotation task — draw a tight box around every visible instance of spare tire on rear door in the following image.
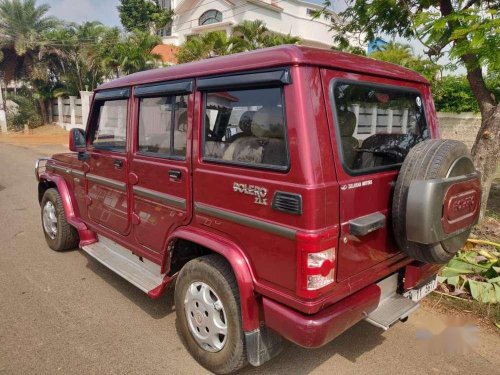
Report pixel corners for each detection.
[392,139,481,264]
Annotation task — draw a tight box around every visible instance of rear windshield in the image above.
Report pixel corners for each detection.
[331,81,429,173]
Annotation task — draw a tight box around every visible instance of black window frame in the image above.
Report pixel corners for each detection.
[88,93,129,154]
[329,78,429,176]
[200,83,291,173]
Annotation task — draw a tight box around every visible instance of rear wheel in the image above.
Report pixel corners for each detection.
[174,255,247,374]
[41,188,79,251]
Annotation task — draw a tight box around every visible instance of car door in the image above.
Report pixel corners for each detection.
[321,69,430,281]
[85,89,131,236]
[128,81,193,260]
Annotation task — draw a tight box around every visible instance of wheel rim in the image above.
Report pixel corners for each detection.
[42,201,58,239]
[184,281,228,352]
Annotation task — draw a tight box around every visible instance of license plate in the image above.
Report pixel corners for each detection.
[403,276,438,302]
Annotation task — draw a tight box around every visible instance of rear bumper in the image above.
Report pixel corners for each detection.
[262,284,381,348]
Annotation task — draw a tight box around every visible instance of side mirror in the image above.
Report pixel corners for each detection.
[69,128,86,152]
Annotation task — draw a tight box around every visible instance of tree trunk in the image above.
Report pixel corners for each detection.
[461,54,499,220]
[471,104,500,220]
[38,98,48,125]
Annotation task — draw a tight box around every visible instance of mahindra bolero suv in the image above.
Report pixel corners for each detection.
[35,46,481,374]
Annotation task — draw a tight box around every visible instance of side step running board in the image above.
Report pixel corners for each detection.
[365,274,419,330]
[82,236,165,294]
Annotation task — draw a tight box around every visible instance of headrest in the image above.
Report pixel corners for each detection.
[251,107,285,139]
[338,111,357,137]
[238,111,255,134]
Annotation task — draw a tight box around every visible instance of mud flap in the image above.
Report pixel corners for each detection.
[244,326,283,367]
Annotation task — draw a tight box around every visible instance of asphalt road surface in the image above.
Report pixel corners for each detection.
[0,141,499,374]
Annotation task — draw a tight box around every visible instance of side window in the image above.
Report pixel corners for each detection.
[138,95,188,158]
[332,82,429,172]
[203,87,288,169]
[91,99,128,151]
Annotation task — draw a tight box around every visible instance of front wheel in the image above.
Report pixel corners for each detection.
[174,255,247,374]
[41,188,79,251]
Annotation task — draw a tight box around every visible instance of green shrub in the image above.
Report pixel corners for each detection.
[432,74,499,113]
[6,94,43,131]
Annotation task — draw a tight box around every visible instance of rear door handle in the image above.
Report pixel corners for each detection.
[168,169,182,180]
[113,159,123,169]
[349,212,386,236]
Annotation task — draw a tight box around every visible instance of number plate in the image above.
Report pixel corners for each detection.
[403,276,438,302]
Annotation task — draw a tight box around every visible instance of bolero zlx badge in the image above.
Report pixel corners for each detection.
[233,182,268,206]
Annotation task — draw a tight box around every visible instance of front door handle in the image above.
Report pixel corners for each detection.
[113,159,123,169]
[168,169,182,180]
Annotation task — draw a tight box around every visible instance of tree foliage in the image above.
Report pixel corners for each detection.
[369,41,440,80]
[432,74,500,113]
[118,0,173,33]
[320,0,500,218]
[177,20,300,63]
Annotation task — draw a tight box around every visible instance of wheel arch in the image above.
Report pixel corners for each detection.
[167,226,260,332]
[38,172,96,246]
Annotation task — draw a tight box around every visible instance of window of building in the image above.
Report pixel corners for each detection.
[90,99,128,151]
[138,95,188,158]
[331,81,429,172]
[203,87,288,169]
[157,23,172,37]
[199,9,223,26]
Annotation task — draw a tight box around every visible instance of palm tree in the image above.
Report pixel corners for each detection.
[232,20,270,51]
[44,22,120,93]
[0,0,59,122]
[176,31,236,63]
[177,21,301,63]
[115,31,162,76]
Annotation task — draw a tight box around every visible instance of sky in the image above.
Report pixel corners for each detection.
[43,0,342,29]
[44,0,122,27]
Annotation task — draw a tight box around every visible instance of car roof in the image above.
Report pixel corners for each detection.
[97,45,428,91]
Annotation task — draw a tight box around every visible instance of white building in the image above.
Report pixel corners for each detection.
[157,0,342,49]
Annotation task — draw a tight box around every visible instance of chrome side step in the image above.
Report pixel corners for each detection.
[82,236,165,294]
[365,274,419,330]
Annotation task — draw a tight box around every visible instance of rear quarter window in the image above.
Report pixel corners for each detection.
[331,81,429,174]
[202,87,289,170]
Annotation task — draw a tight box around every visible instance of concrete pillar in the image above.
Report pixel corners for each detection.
[387,109,393,133]
[69,96,77,128]
[48,100,53,123]
[371,105,378,134]
[80,91,92,129]
[402,109,408,133]
[352,104,360,136]
[57,97,64,128]
[0,83,7,133]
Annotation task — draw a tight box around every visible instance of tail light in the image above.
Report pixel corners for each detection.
[296,229,338,299]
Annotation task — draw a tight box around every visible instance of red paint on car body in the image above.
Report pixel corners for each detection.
[38,46,445,347]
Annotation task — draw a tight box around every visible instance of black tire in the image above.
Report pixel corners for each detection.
[392,139,475,264]
[175,255,247,374]
[41,188,79,251]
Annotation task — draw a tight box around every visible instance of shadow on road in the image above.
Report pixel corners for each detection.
[80,249,386,373]
[80,251,175,319]
[240,321,386,374]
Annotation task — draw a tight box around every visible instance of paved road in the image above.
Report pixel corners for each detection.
[0,142,498,375]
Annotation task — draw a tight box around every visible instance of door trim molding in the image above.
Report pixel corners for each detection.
[87,174,127,191]
[133,186,186,209]
[195,203,296,240]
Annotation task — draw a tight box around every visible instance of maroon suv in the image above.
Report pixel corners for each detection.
[35,46,481,374]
